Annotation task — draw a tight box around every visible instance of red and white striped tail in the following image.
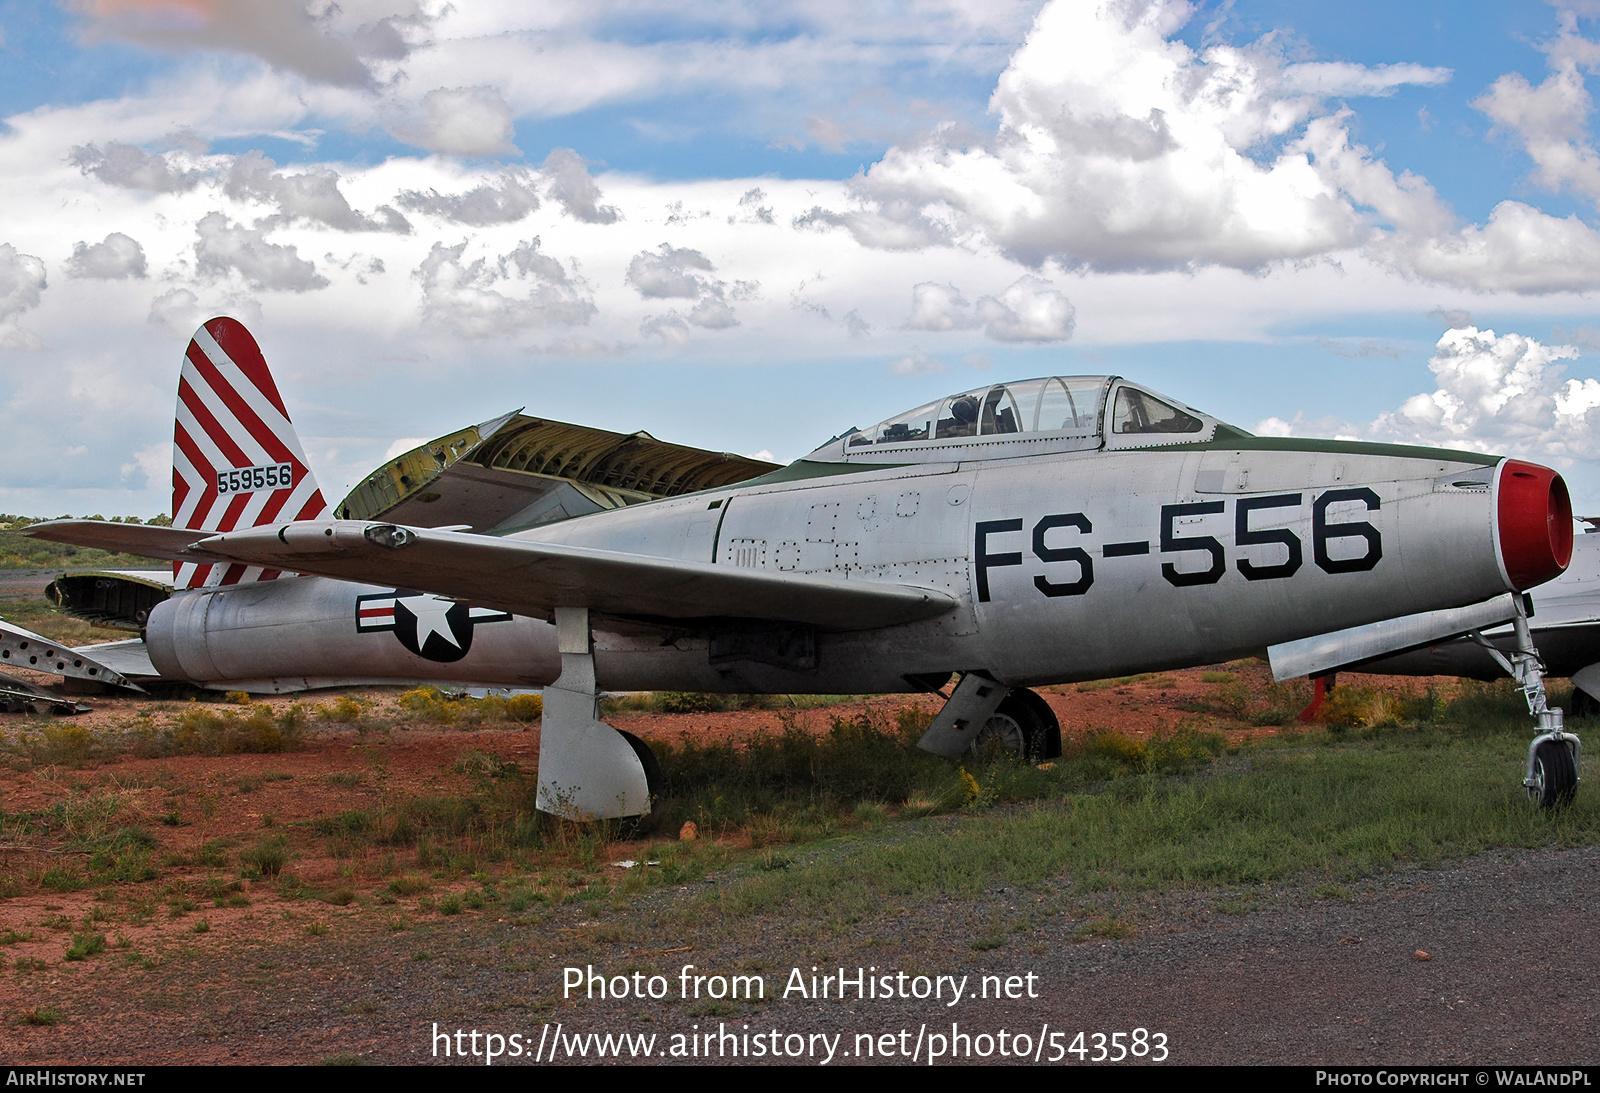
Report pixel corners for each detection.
[172,317,329,590]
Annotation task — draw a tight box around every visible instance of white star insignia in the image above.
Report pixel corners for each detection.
[401,594,462,650]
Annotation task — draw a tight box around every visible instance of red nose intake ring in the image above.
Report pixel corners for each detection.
[1497,460,1573,591]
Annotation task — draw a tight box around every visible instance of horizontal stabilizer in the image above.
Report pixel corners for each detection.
[26,521,219,562]
[73,638,158,681]
[1268,593,1520,681]
[183,519,955,632]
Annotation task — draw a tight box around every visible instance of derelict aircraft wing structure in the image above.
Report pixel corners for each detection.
[28,318,1583,819]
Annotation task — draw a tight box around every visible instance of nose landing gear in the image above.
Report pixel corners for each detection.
[1471,601,1582,808]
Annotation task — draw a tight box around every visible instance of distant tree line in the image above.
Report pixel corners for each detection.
[0,514,172,530]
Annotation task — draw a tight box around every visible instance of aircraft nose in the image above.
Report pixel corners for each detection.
[1498,460,1573,590]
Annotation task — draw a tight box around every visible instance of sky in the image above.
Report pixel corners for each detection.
[6,0,1600,517]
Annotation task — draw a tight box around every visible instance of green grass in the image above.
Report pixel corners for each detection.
[64,932,107,961]
[0,594,119,647]
[239,835,290,878]
[692,712,1597,926]
[0,678,1586,951]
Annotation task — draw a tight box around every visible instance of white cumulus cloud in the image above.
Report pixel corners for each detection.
[627,244,718,299]
[400,87,519,157]
[415,239,595,339]
[396,170,541,225]
[1267,327,1600,469]
[627,243,750,333]
[194,213,329,292]
[76,0,376,88]
[69,143,205,193]
[975,276,1074,342]
[1367,327,1600,461]
[1473,14,1600,206]
[225,152,411,233]
[792,0,1600,295]
[67,233,147,280]
[0,243,47,349]
[541,148,620,225]
[906,282,971,331]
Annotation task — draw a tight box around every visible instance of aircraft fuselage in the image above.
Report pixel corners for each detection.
[515,441,1528,694]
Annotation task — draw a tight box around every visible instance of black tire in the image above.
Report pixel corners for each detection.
[1571,687,1600,720]
[1528,738,1578,809]
[973,689,1060,763]
[614,729,663,838]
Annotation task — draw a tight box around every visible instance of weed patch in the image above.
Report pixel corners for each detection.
[64,932,107,961]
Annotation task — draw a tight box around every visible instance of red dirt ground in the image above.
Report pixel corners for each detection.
[0,663,1465,1063]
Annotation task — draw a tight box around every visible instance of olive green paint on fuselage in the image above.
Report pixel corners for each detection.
[737,459,903,486]
[1124,434,1501,466]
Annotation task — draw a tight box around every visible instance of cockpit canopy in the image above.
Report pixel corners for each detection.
[807,376,1228,464]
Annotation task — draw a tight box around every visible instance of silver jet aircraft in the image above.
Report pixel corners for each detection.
[30,318,1581,818]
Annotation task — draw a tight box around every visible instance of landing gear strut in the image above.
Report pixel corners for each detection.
[539,607,660,824]
[1470,600,1582,808]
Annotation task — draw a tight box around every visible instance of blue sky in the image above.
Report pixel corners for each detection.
[4,0,1600,516]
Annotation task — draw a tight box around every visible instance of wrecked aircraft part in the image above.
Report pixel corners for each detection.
[336,411,779,532]
[46,570,171,631]
[61,638,157,686]
[0,671,90,715]
[364,524,416,550]
[0,618,142,690]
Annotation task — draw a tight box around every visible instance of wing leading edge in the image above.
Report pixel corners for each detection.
[32,518,956,632]
[26,521,219,561]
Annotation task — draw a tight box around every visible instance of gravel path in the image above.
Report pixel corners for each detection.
[10,843,1595,1066]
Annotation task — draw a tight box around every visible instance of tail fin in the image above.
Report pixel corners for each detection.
[172,317,330,590]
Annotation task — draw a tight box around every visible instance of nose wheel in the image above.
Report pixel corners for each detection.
[1526,737,1578,809]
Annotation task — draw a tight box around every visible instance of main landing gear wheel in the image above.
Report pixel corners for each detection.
[1527,737,1578,809]
[972,689,1061,763]
[615,729,663,838]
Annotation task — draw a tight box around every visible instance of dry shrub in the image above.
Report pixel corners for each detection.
[1319,686,1405,728]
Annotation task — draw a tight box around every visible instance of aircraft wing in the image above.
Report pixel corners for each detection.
[37,519,954,632]
[1266,593,1521,681]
